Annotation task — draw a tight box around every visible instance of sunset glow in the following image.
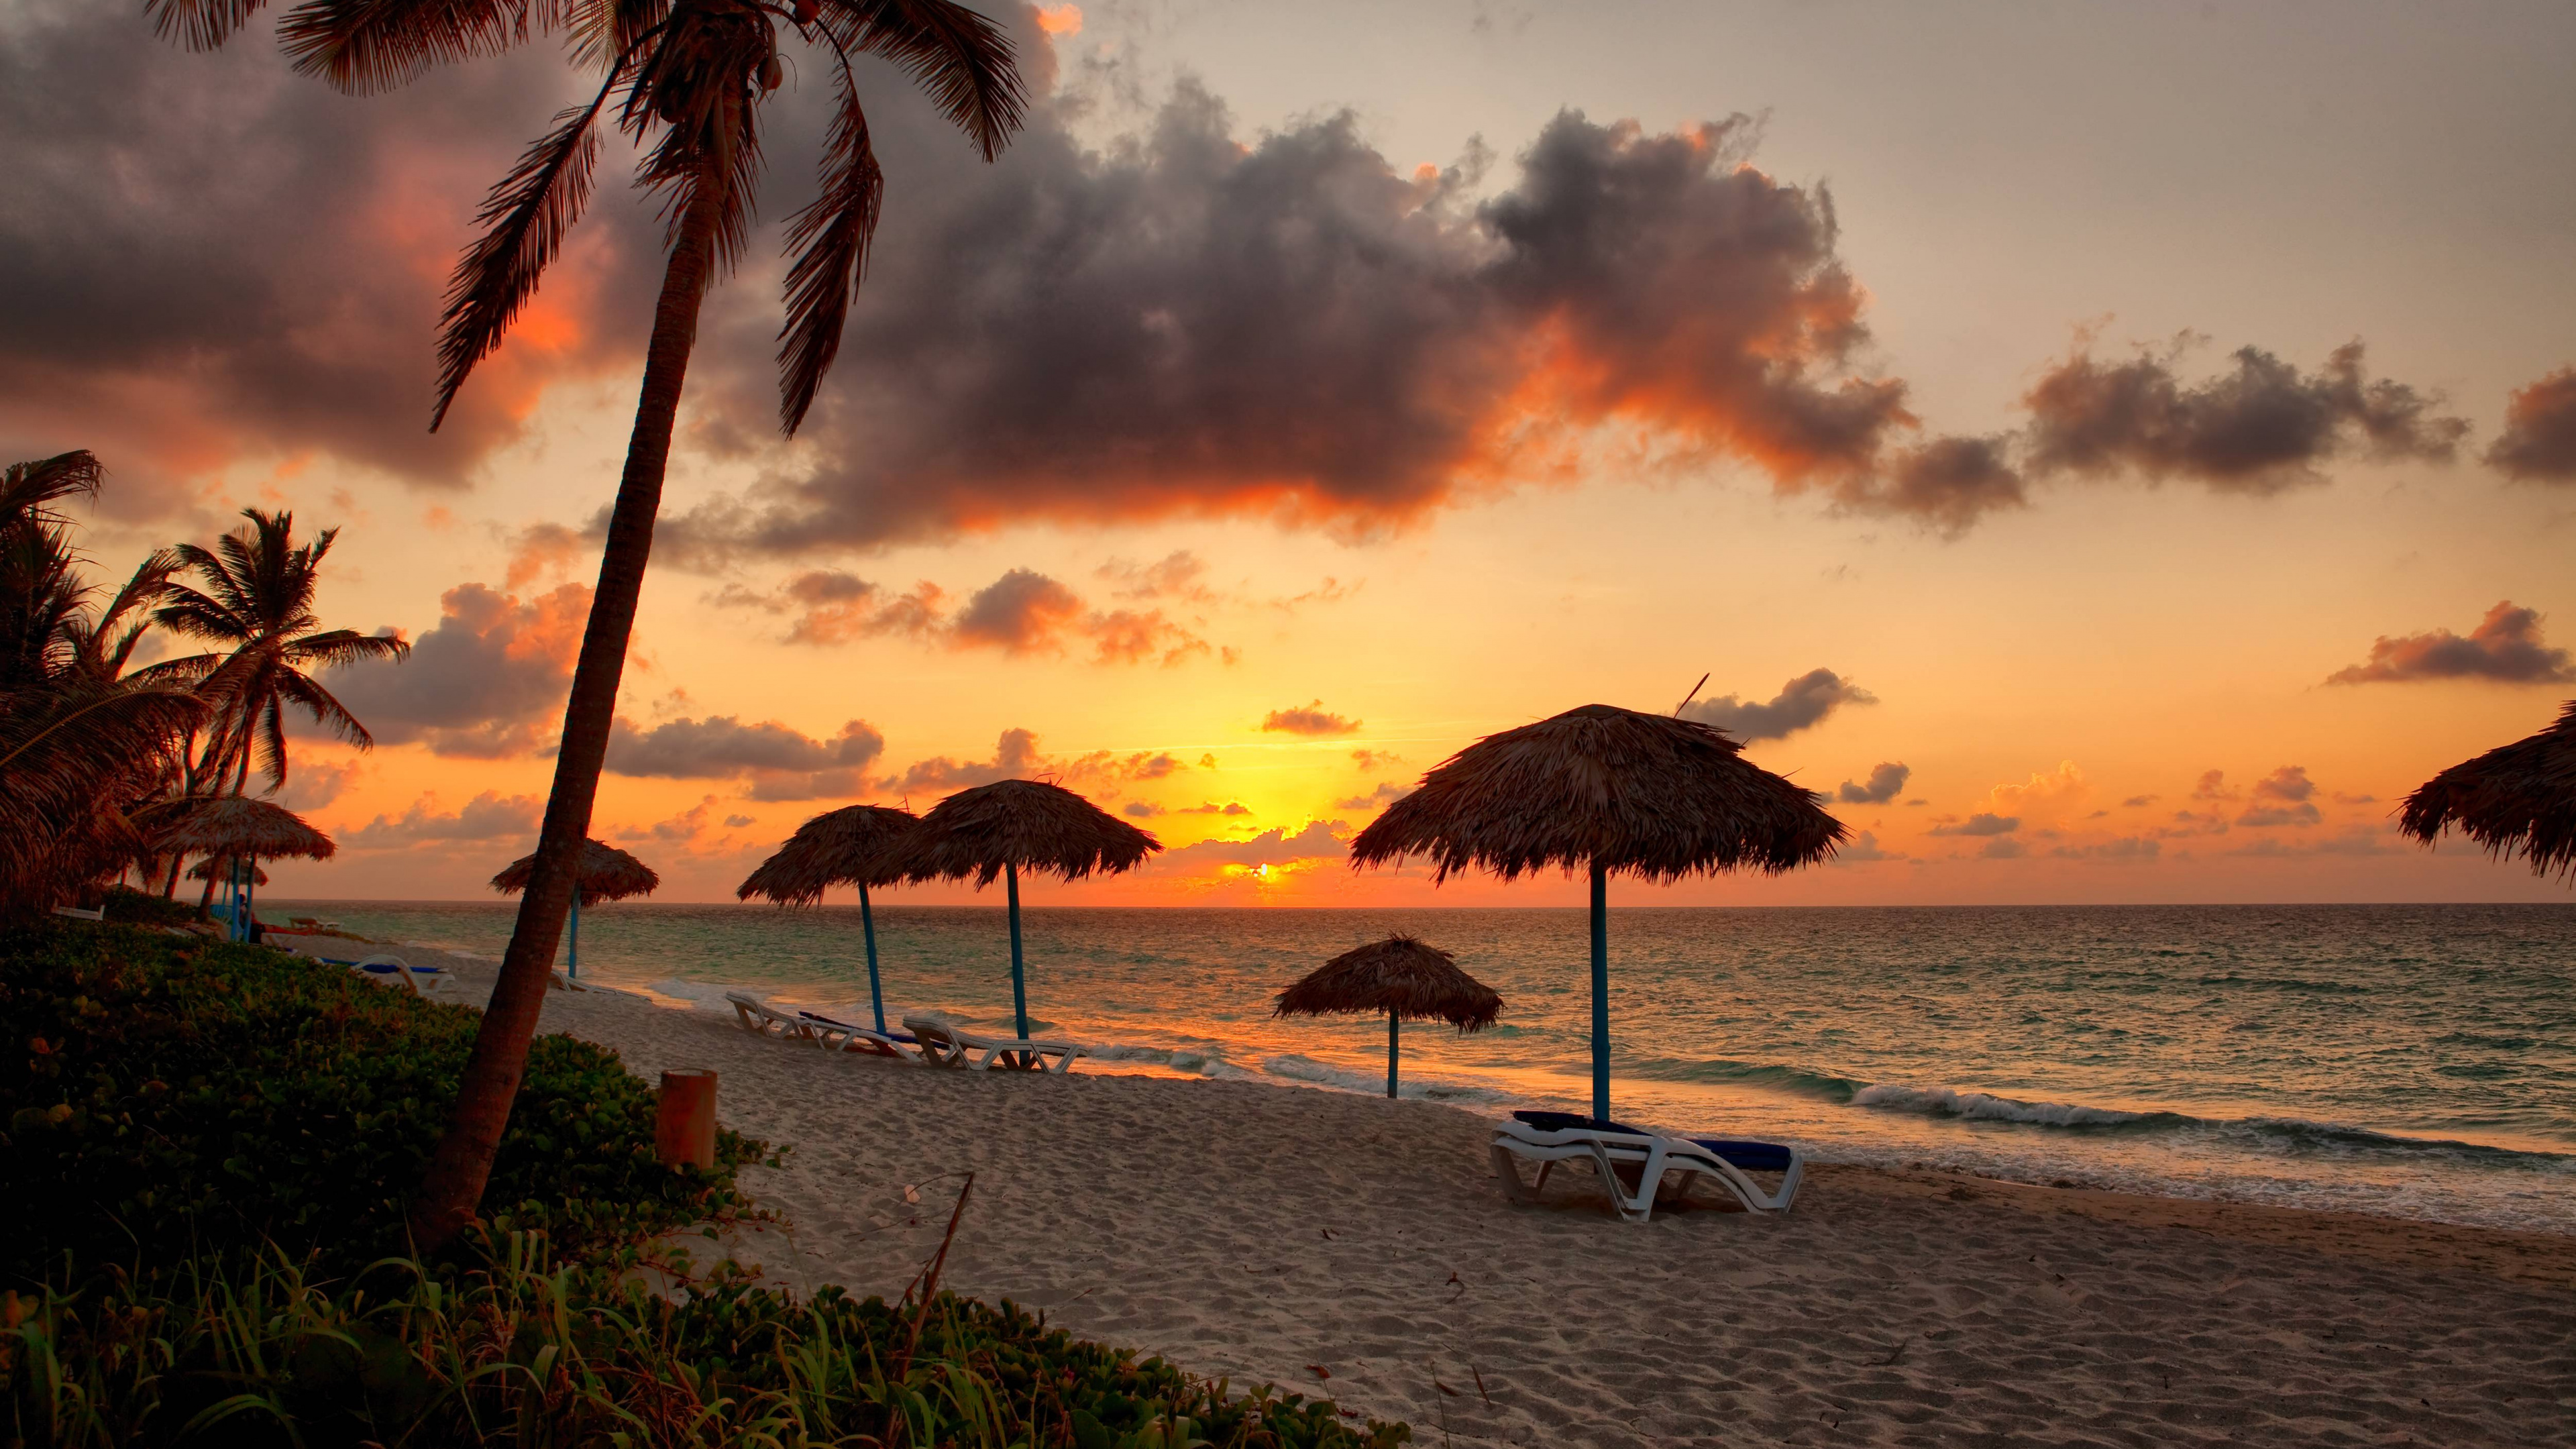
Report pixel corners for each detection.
[5,1,2571,910]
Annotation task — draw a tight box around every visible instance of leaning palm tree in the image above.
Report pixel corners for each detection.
[147,508,409,802]
[152,0,1030,1245]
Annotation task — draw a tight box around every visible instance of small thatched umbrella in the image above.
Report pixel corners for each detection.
[1350,702,1843,1122]
[187,859,271,885]
[739,804,919,1033]
[2402,701,2576,880]
[158,797,337,942]
[1275,934,1503,1098]
[875,779,1159,1040]
[491,839,659,977]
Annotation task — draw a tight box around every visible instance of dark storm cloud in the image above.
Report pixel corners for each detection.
[327,582,590,758]
[606,714,885,801]
[1842,435,2026,535]
[2485,366,2576,482]
[2325,601,2575,685]
[666,89,1933,556]
[1836,761,1911,804]
[0,0,653,513]
[1681,667,1873,742]
[2021,339,2468,491]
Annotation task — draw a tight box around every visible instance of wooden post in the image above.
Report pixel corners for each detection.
[1387,1010,1400,1098]
[657,1069,717,1170]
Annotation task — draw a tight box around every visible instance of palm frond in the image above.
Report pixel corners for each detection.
[563,0,664,66]
[284,627,412,671]
[0,451,105,529]
[274,669,377,749]
[818,0,1026,161]
[142,0,272,52]
[775,53,881,435]
[433,69,627,429]
[153,584,254,644]
[627,3,767,277]
[277,0,551,95]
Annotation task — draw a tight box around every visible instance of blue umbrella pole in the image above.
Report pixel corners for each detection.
[568,893,581,978]
[1590,859,1610,1123]
[1006,862,1030,1040]
[1387,1011,1401,1099]
[859,881,887,1034]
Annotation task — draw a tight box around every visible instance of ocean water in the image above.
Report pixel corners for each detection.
[269,901,2576,1234]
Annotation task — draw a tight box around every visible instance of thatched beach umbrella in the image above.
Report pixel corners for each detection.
[187,859,270,885]
[2402,701,2576,880]
[739,804,918,1033]
[158,797,337,942]
[1350,702,1843,1122]
[491,839,659,977]
[876,779,1159,1040]
[1275,934,1503,1098]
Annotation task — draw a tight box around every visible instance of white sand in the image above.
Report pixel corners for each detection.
[400,956,2576,1446]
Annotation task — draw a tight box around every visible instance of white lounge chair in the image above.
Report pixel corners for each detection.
[725,991,820,1043]
[793,1010,919,1061]
[51,905,105,922]
[1491,1110,1804,1221]
[900,1015,1086,1073]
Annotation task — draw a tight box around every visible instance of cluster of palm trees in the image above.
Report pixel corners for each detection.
[0,450,407,919]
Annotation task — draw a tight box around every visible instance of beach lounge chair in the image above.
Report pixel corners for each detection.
[725,991,820,1043]
[343,953,449,996]
[900,1015,1086,1073]
[797,1010,919,1061]
[51,905,105,921]
[1491,1109,1803,1221]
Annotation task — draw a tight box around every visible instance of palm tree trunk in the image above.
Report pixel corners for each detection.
[407,167,730,1252]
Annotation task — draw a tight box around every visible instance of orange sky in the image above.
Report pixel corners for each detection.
[14,1,2576,906]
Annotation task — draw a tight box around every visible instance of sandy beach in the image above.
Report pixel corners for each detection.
[402,957,2576,1447]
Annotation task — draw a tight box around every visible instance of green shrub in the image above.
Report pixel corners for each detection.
[0,926,767,1286]
[2,1235,1408,1448]
[97,888,197,929]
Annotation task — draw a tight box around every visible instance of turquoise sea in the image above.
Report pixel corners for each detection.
[269,900,2576,1234]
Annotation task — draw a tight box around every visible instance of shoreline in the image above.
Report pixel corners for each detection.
[341,943,2576,1445]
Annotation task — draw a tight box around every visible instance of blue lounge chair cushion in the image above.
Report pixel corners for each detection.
[1510,1110,1795,1173]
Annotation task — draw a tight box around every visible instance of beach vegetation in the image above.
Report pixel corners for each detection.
[0,925,765,1286]
[1,923,1409,1446]
[2,1239,1407,1448]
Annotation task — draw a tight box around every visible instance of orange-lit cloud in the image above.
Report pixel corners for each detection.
[327,582,591,757]
[2326,601,2575,685]
[2486,366,2576,482]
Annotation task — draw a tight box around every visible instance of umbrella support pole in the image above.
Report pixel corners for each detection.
[1006,863,1030,1040]
[1387,1012,1400,1098]
[859,882,887,1034]
[568,894,580,979]
[1591,859,1609,1123]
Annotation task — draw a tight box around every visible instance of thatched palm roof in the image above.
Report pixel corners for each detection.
[738,804,918,906]
[490,839,661,905]
[2401,701,2576,879]
[1348,703,1844,881]
[877,779,1160,887]
[1275,934,1503,1030]
[158,796,337,862]
[186,858,270,885]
